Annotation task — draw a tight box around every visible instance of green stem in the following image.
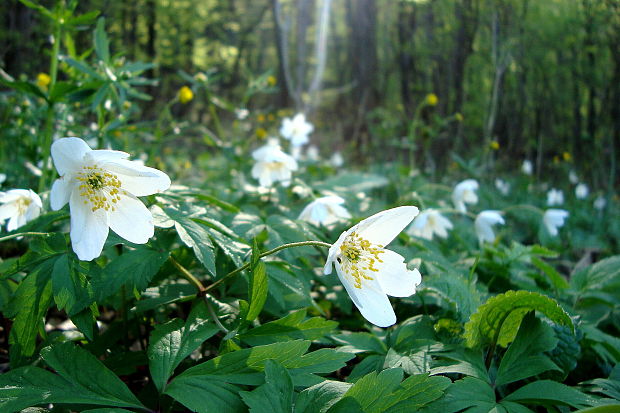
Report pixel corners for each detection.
[169,256,205,293]
[0,232,50,243]
[202,240,331,294]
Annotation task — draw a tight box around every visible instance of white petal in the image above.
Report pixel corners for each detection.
[25,202,41,222]
[87,149,130,163]
[51,137,91,176]
[104,160,171,196]
[374,249,422,297]
[0,203,18,222]
[354,206,419,247]
[7,214,23,232]
[69,190,109,261]
[50,177,73,210]
[108,193,154,244]
[323,231,348,275]
[334,262,396,327]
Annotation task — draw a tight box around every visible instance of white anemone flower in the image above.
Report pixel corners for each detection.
[543,209,569,236]
[0,189,42,231]
[0,173,6,185]
[474,210,505,244]
[251,139,298,188]
[575,183,589,199]
[569,170,579,185]
[279,113,314,147]
[452,179,479,213]
[546,188,564,206]
[330,152,344,168]
[298,196,351,227]
[522,160,533,175]
[406,208,453,240]
[50,137,171,261]
[495,178,510,196]
[323,206,422,327]
[594,195,606,211]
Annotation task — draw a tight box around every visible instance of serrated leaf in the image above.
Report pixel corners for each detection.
[294,381,352,413]
[464,290,573,348]
[51,254,94,316]
[240,360,294,413]
[331,331,387,354]
[531,256,569,290]
[430,347,489,383]
[422,271,482,320]
[240,310,337,346]
[495,312,562,386]
[246,260,268,323]
[91,246,169,302]
[165,206,216,275]
[504,380,597,409]
[148,301,219,393]
[419,376,495,413]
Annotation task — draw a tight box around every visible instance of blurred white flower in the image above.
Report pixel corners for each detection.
[495,178,510,196]
[474,210,505,244]
[0,173,6,185]
[0,189,42,231]
[104,99,113,111]
[50,137,171,261]
[575,183,589,199]
[324,206,421,327]
[280,113,314,147]
[452,179,479,213]
[298,195,351,227]
[305,145,320,162]
[594,195,606,211]
[235,108,249,120]
[543,209,568,236]
[522,160,533,175]
[251,139,298,188]
[89,122,98,131]
[406,208,453,240]
[569,170,579,184]
[546,188,564,206]
[330,152,344,168]
[24,161,43,177]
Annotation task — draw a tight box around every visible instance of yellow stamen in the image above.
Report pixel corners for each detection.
[338,231,384,289]
[76,165,123,212]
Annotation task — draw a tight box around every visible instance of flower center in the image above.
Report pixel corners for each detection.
[77,165,122,212]
[338,231,384,289]
[15,197,32,215]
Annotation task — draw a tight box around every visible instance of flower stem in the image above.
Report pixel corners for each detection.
[169,255,205,293]
[202,240,331,294]
[0,232,50,243]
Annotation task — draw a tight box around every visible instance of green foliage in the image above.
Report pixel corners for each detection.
[464,290,573,348]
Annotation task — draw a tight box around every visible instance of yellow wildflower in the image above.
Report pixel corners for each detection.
[267,75,277,86]
[562,151,572,162]
[490,140,500,150]
[178,86,193,104]
[267,113,275,122]
[455,113,464,122]
[257,114,266,123]
[36,73,51,89]
[256,127,268,139]
[425,93,438,106]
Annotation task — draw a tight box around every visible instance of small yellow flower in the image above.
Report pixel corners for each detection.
[257,114,266,123]
[113,130,122,138]
[267,113,275,122]
[455,113,464,122]
[178,86,193,104]
[256,127,268,139]
[183,160,192,169]
[425,93,438,106]
[553,155,560,164]
[267,75,277,86]
[36,73,51,89]
[562,151,572,162]
[490,140,500,150]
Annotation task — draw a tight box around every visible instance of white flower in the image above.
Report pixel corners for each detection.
[235,108,249,120]
[251,139,298,188]
[298,196,351,227]
[543,209,568,236]
[323,206,422,327]
[0,189,42,231]
[474,210,505,244]
[495,178,510,196]
[569,170,579,185]
[522,160,533,175]
[594,195,606,211]
[575,183,589,199]
[406,208,453,240]
[452,179,479,213]
[330,152,344,168]
[305,145,320,162]
[279,113,314,147]
[546,188,564,206]
[0,173,6,185]
[50,137,171,261]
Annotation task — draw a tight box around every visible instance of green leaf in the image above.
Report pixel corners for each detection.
[422,270,482,320]
[430,348,489,383]
[48,81,79,103]
[0,78,48,100]
[531,256,569,290]
[574,406,620,413]
[495,312,561,386]
[331,331,387,354]
[240,310,338,346]
[571,255,620,296]
[329,370,450,413]
[92,246,169,302]
[464,290,573,348]
[165,206,216,275]
[63,57,104,79]
[18,0,54,18]
[94,17,110,62]
[8,262,54,364]
[294,381,352,413]
[240,359,294,413]
[52,254,94,316]
[420,376,496,413]
[0,344,145,411]
[148,301,219,393]
[246,260,268,323]
[504,380,597,409]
